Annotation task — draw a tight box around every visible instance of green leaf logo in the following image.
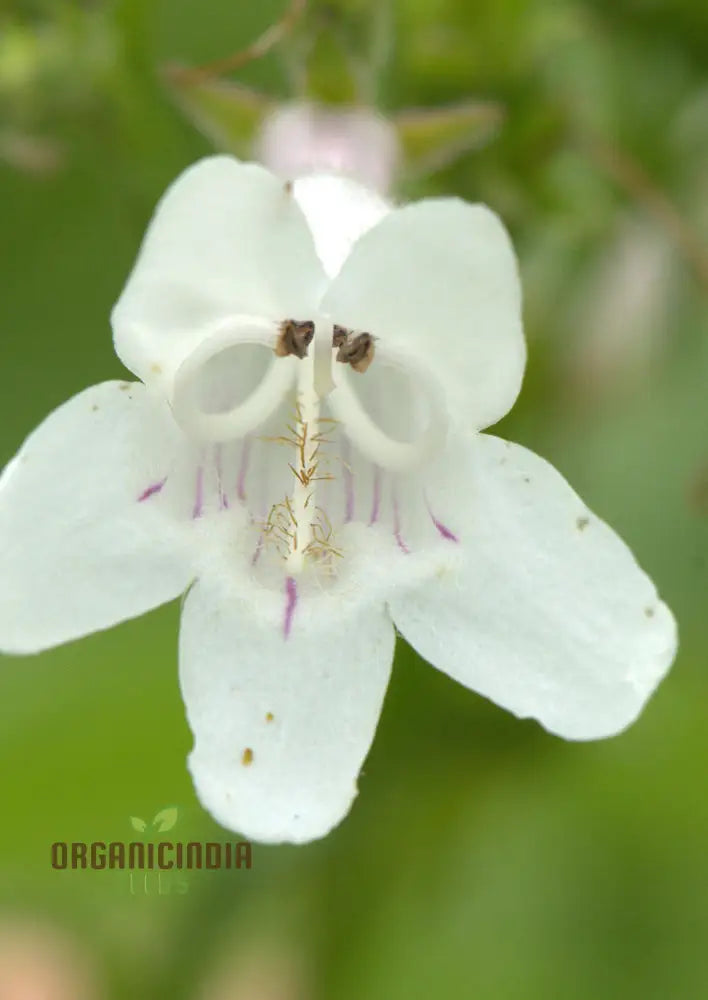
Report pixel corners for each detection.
[152,807,178,833]
[130,816,147,833]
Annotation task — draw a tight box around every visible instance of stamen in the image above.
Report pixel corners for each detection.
[332,325,376,373]
[332,324,348,348]
[284,382,325,573]
[304,507,342,564]
[261,328,341,574]
[275,319,315,359]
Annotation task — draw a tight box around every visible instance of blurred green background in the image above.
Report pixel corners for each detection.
[1,0,707,997]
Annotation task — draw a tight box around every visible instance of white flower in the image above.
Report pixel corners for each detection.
[0,157,677,844]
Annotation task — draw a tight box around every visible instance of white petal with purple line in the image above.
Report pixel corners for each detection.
[389,434,678,740]
[180,573,395,843]
[0,382,196,653]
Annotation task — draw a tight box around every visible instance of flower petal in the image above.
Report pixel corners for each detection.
[111,156,327,393]
[257,102,400,196]
[0,382,196,653]
[179,575,395,843]
[388,434,677,739]
[292,173,391,278]
[321,198,526,431]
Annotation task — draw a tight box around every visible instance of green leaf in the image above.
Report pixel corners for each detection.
[152,806,179,833]
[129,815,147,832]
[393,100,504,181]
[163,70,273,156]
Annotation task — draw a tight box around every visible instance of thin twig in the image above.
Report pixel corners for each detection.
[166,0,307,86]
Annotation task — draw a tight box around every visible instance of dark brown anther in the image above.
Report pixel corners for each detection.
[332,326,375,373]
[332,324,348,348]
[276,319,315,359]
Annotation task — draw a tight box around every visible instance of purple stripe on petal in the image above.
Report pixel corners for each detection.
[430,513,459,543]
[251,529,264,566]
[393,494,410,554]
[283,576,298,639]
[341,438,354,523]
[137,478,167,502]
[192,467,204,520]
[369,467,381,525]
[424,493,459,543]
[215,445,229,510]
[237,438,251,502]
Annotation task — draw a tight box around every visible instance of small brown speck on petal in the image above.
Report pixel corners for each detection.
[576,516,590,531]
[265,712,274,723]
[241,748,254,766]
